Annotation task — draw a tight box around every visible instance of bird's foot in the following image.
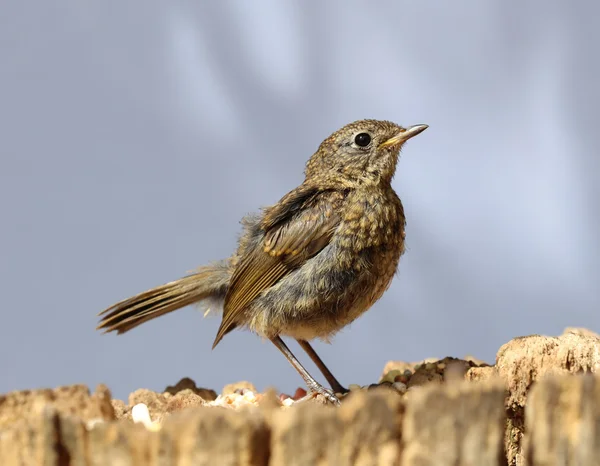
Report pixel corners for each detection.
[331,384,349,395]
[298,384,341,406]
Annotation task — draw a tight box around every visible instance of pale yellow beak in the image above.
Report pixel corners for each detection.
[379,124,428,148]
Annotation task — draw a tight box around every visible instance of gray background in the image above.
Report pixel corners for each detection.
[1,1,598,400]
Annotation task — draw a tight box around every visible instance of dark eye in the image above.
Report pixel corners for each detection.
[354,132,371,147]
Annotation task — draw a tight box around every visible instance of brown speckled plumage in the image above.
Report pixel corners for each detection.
[97,119,428,404]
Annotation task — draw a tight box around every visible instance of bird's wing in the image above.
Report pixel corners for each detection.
[212,187,343,348]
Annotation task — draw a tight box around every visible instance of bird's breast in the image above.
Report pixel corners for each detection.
[335,189,406,270]
[245,189,407,341]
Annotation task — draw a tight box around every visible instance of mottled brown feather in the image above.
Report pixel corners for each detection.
[97,266,229,334]
[212,188,343,348]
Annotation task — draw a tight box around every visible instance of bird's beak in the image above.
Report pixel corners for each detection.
[379,124,429,148]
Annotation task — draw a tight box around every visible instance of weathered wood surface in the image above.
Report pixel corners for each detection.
[1,328,599,465]
[0,382,508,466]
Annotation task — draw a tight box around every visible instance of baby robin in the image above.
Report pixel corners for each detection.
[97,119,428,405]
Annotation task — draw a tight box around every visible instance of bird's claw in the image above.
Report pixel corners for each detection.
[298,385,341,406]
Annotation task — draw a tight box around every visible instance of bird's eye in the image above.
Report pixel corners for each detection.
[354,133,371,147]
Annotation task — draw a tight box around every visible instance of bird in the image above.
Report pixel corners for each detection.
[97,119,428,405]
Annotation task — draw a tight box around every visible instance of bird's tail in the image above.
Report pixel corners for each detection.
[97,264,230,334]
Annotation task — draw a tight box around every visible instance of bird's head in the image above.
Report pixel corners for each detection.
[305,119,428,186]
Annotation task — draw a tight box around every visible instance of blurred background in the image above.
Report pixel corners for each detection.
[1,1,598,400]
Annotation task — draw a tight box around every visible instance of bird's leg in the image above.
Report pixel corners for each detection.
[270,336,340,406]
[296,339,348,394]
